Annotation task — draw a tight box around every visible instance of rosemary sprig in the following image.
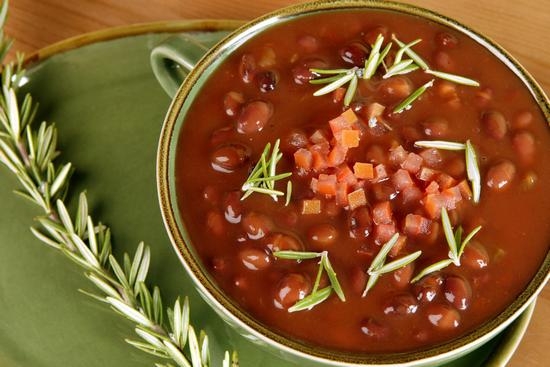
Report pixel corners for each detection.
[414,140,466,151]
[426,69,480,87]
[393,79,434,113]
[362,233,422,296]
[411,207,482,282]
[272,250,345,311]
[0,2,236,366]
[392,34,429,70]
[363,34,385,79]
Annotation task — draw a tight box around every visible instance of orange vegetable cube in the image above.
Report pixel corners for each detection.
[341,108,359,125]
[327,145,348,167]
[457,179,473,200]
[335,182,349,206]
[340,129,360,148]
[372,200,393,225]
[301,199,321,215]
[353,162,374,179]
[347,188,367,210]
[294,148,312,171]
[337,164,358,186]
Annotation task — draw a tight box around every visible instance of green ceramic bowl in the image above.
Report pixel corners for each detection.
[154,1,550,366]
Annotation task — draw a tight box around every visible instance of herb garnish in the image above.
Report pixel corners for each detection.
[392,79,434,113]
[362,234,422,296]
[411,207,482,282]
[273,250,345,311]
[241,139,292,204]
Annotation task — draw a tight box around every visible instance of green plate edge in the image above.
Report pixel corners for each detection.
[0,20,535,367]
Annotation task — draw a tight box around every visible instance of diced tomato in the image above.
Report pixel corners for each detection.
[317,174,337,197]
[309,129,329,144]
[332,87,345,103]
[373,164,389,182]
[372,201,393,225]
[401,152,424,174]
[294,148,312,171]
[441,185,462,210]
[301,199,321,215]
[353,162,374,179]
[348,188,367,210]
[310,141,330,155]
[336,164,358,186]
[389,234,407,258]
[312,151,328,171]
[425,181,440,195]
[403,214,432,236]
[423,193,446,219]
[340,129,360,148]
[417,167,438,181]
[392,169,415,191]
[374,222,397,244]
[419,148,443,168]
[329,111,358,135]
[389,145,408,166]
[327,144,348,167]
[457,179,473,200]
[436,173,457,190]
[401,186,423,205]
[335,182,349,206]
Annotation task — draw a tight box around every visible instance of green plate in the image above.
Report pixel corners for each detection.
[0,21,535,367]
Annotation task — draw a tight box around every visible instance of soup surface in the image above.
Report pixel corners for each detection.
[175,9,550,353]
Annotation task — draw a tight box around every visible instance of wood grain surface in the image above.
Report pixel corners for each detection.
[4,1,549,366]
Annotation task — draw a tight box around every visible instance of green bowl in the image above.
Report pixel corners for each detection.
[156,1,550,366]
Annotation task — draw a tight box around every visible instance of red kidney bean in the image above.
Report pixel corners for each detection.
[256,70,278,93]
[512,110,533,129]
[364,26,389,44]
[461,241,489,270]
[475,87,493,107]
[281,129,308,154]
[512,131,535,165]
[238,247,272,270]
[308,223,338,249]
[242,212,273,240]
[350,266,367,295]
[265,232,304,253]
[236,100,273,135]
[223,91,244,117]
[223,191,243,224]
[210,143,251,173]
[433,51,455,71]
[210,125,234,146]
[425,303,461,330]
[443,275,471,310]
[378,76,413,100]
[422,117,449,138]
[206,210,225,236]
[202,185,220,205]
[292,58,328,85]
[339,42,369,66]
[297,34,319,53]
[239,53,256,83]
[360,318,389,338]
[348,207,373,239]
[482,110,508,140]
[383,293,418,315]
[414,273,443,303]
[435,32,459,49]
[486,160,516,191]
[393,263,414,288]
[273,273,312,309]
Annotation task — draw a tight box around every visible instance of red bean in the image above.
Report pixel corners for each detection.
[378,76,413,100]
[360,318,389,338]
[425,303,461,330]
[242,212,273,240]
[486,160,516,191]
[435,32,459,49]
[393,263,414,288]
[383,293,418,315]
[340,42,369,66]
[350,266,367,295]
[265,232,303,252]
[206,210,225,236]
[422,117,449,138]
[210,143,251,173]
[292,58,328,85]
[273,273,312,309]
[236,100,273,135]
[238,54,256,83]
[297,34,319,53]
[475,87,493,107]
[513,110,533,129]
[202,185,220,205]
[414,273,443,303]
[281,129,308,154]
[443,275,471,310]
[308,223,338,249]
[433,51,455,71]
[482,110,508,140]
[461,241,489,270]
[256,70,278,93]
[238,248,272,270]
[364,26,389,44]
[348,207,373,239]
[210,125,234,147]
[512,131,536,165]
[223,91,244,117]
[223,191,243,224]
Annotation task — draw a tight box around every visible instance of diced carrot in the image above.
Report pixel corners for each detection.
[327,144,348,167]
[309,129,329,144]
[348,188,367,210]
[403,214,432,236]
[373,164,389,182]
[317,174,337,196]
[301,199,321,215]
[294,148,312,171]
[456,179,473,200]
[401,152,424,174]
[441,185,462,210]
[311,151,328,171]
[392,169,415,191]
[401,186,423,205]
[340,129,360,148]
[389,145,408,166]
[389,234,407,258]
[341,108,359,125]
[417,167,438,181]
[374,222,397,245]
[436,173,457,190]
[310,141,330,155]
[419,148,443,168]
[423,193,446,219]
[336,164,358,186]
[372,201,393,225]
[365,102,386,121]
[353,162,374,179]
[335,182,349,206]
[329,116,351,135]
[332,87,345,103]
[425,181,440,195]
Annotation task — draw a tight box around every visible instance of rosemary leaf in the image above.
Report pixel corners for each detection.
[188,326,201,367]
[162,340,192,367]
[243,186,284,196]
[107,296,155,328]
[465,139,481,203]
[70,233,100,269]
[393,79,434,114]
[376,250,422,274]
[458,225,483,258]
[313,72,355,96]
[411,258,454,283]
[310,68,351,75]
[363,34,384,79]
[56,199,75,234]
[376,41,393,70]
[309,74,346,85]
[414,140,466,151]
[135,327,165,349]
[426,69,480,87]
[285,180,292,206]
[245,172,291,184]
[126,340,171,359]
[343,74,358,107]
[383,59,414,79]
[394,38,422,64]
[392,35,429,70]
[321,252,346,301]
[50,162,72,196]
[109,254,131,290]
[29,226,61,250]
[441,207,458,261]
[86,272,121,299]
[368,233,400,272]
[362,272,380,297]
[272,251,321,260]
[288,286,332,313]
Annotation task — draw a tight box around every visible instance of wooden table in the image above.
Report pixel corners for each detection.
[5,1,549,366]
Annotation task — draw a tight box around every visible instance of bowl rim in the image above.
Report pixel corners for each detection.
[157,0,550,365]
